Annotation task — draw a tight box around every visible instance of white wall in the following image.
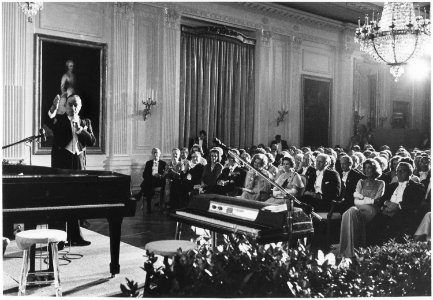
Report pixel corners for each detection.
[2,2,430,191]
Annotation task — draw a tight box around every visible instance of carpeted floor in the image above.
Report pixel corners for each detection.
[2,228,147,297]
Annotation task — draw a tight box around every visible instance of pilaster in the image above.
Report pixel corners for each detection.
[2,3,27,161]
[161,7,181,152]
[289,36,302,146]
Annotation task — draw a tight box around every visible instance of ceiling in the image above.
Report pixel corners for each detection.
[274,2,431,25]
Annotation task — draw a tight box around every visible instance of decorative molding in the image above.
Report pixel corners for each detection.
[291,36,302,51]
[114,2,134,20]
[259,29,272,46]
[163,7,180,29]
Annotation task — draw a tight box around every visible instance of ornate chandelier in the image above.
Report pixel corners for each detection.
[17,2,43,23]
[355,2,430,81]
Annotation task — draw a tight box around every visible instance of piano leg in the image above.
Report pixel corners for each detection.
[174,222,182,240]
[211,231,217,251]
[107,215,123,277]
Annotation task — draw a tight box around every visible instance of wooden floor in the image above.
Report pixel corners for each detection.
[87,199,197,249]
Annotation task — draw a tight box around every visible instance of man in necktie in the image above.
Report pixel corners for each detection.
[338,155,365,212]
[367,162,425,245]
[302,153,341,212]
[138,148,167,213]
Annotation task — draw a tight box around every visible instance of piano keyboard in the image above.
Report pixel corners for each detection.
[176,210,261,236]
[3,203,125,212]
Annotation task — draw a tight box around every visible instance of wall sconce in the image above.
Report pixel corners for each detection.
[142,97,157,121]
[277,109,289,126]
[18,2,43,23]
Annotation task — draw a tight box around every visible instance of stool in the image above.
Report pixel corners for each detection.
[15,229,67,297]
[144,240,196,260]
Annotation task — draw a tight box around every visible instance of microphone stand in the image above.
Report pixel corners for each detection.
[2,131,45,150]
[213,138,321,246]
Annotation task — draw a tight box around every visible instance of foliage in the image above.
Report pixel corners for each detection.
[120,234,431,297]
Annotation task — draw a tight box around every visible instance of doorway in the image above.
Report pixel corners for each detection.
[301,75,332,147]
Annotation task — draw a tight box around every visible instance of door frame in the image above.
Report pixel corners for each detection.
[300,75,333,147]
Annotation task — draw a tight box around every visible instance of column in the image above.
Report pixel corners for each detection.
[2,3,27,161]
[104,3,134,172]
[160,8,181,153]
[289,36,302,146]
[254,29,272,145]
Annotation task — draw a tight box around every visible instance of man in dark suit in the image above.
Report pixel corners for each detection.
[367,162,425,245]
[299,152,317,187]
[48,94,96,170]
[139,148,167,213]
[270,134,289,153]
[338,155,365,212]
[47,94,95,245]
[188,130,208,157]
[302,153,341,212]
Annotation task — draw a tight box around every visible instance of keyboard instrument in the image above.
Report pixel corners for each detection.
[2,164,136,275]
[171,194,314,244]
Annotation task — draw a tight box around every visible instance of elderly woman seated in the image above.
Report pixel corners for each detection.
[266,156,304,205]
[240,153,273,201]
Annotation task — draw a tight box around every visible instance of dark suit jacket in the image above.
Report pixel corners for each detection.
[302,166,317,191]
[339,169,365,211]
[202,163,223,192]
[270,139,289,151]
[48,113,95,170]
[369,179,425,243]
[321,168,341,203]
[214,166,247,196]
[140,159,167,192]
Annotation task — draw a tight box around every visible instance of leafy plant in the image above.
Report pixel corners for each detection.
[120,234,431,297]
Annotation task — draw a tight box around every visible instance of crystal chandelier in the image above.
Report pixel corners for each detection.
[18,2,43,23]
[355,2,430,81]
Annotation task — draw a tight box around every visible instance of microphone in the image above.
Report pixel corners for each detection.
[39,128,46,142]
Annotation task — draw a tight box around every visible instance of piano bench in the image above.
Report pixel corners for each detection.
[144,240,196,257]
[15,229,67,297]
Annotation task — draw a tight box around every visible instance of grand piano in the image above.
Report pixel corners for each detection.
[2,164,136,276]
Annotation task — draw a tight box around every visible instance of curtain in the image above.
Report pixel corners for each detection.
[179,26,255,150]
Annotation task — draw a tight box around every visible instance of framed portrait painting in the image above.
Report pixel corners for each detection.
[34,34,107,154]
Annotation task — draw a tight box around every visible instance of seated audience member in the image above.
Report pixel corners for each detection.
[338,159,385,258]
[270,134,288,152]
[387,155,402,184]
[400,157,421,183]
[162,148,181,207]
[300,152,317,185]
[328,155,336,171]
[179,151,205,205]
[201,147,223,193]
[419,156,431,184]
[375,156,392,185]
[138,148,166,214]
[215,149,247,196]
[265,152,278,179]
[302,153,341,212]
[294,153,304,173]
[190,143,207,165]
[355,152,367,173]
[178,147,190,174]
[339,155,365,212]
[270,143,283,167]
[189,130,208,157]
[367,162,425,245]
[267,156,304,204]
[241,153,272,201]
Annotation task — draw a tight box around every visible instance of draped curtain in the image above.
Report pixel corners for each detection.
[179,26,255,149]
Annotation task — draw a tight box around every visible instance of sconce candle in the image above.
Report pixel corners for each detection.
[276,109,289,127]
[142,97,157,121]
